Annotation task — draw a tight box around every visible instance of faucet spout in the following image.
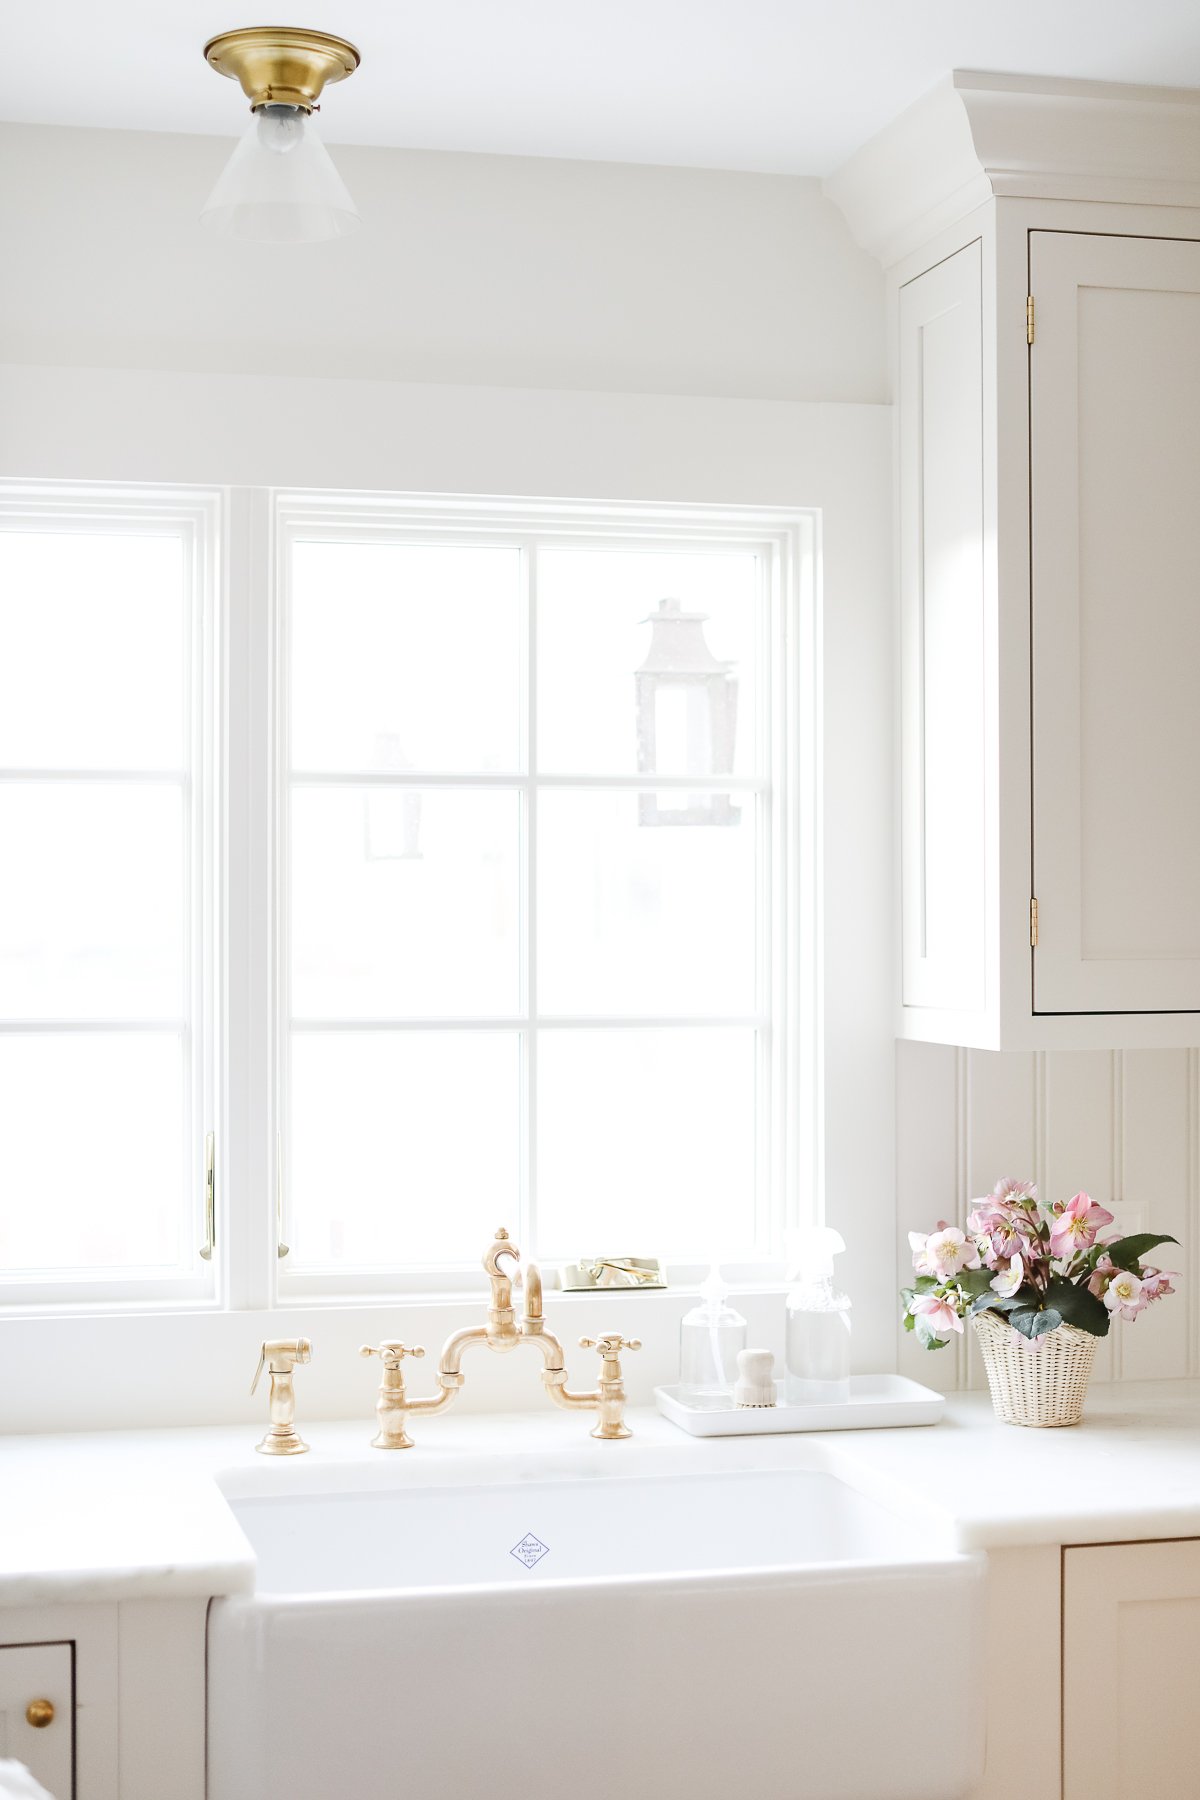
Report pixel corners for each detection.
[522,1260,545,1334]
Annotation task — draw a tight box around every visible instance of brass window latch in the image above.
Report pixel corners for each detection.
[276,1129,290,1258]
[200,1130,216,1260]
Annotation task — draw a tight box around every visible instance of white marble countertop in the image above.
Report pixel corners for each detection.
[4,1378,1200,1606]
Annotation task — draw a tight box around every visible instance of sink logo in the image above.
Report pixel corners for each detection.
[511,1533,550,1569]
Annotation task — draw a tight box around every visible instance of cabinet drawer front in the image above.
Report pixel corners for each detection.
[898,238,988,1015]
[0,1641,73,1798]
[1031,229,1200,1016]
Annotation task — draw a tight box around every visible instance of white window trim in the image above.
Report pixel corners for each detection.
[265,490,820,1304]
[0,483,220,1312]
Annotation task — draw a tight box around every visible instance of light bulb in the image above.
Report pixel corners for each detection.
[255,103,306,154]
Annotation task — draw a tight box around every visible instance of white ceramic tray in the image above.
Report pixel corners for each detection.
[654,1373,945,1436]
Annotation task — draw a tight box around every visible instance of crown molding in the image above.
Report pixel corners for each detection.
[825,70,1200,266]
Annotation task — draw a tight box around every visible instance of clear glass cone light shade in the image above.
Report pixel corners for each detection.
[201,104,360,243]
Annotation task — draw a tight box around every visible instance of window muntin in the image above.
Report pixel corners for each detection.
[276,503,809,1290]
[0,497,216,1304]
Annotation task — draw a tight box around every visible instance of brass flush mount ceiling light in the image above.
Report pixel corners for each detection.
[201,26,362,243]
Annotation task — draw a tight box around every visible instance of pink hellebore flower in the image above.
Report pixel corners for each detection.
[909,1230,936,1278]
[965,1204,997,1240]
[1048,1191,1115,1260]
[990,1254,1024,1299]
[925,1226,981,1280]
[989,1219,1036,1264]
[992,1177,1038,1207]
[1087,1253,1116,1300]
[909,1291,964,1337]
[1104,1269,1147,1322]
[1141,1268,1177,1302]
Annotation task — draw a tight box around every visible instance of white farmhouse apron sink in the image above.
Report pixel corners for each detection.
[208,1452,984,1800]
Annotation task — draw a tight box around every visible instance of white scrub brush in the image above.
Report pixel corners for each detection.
[733,1347,778,1407]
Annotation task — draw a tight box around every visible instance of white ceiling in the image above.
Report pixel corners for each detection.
[3,0,1200,175]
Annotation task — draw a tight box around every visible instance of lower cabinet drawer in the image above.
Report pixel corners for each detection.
[0,1641,74,1798]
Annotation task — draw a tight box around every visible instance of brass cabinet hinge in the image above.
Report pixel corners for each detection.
[1030,896,1039,948]
[1026,295,1035,345]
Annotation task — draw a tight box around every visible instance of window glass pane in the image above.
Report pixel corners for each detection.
[0,532,184,769]
[0,1033,184,1273]
[538,790,757,1016]
[290,788,520,1019]
[290,542,521,772]
[537,548,759,775]
[288,1031,519,1267]
[0,785,184,1020]
[536,1028,757,1258]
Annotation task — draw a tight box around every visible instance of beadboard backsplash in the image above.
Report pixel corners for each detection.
[896,1044,1199,1392]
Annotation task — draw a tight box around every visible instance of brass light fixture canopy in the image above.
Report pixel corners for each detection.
[203,26,361,112]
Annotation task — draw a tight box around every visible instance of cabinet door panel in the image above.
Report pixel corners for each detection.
[899,240,988,1013]
[1031,230,1200,1015]
[1064,1540,1200,1799]
[0,1641,73,1797]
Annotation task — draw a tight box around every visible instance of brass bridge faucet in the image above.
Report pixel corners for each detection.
[360,1227,641,1449]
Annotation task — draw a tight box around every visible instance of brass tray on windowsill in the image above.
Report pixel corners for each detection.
[559,1257,666,1292]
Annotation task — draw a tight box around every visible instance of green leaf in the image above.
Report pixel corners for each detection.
[957,1268,994,1298]
[971,1291,1023,1315]
[912,1275,940,1293]
[1102,1233,1179,1274]
[914,1315,951,1352]
[1045,1275,1111,1338]
[902,1309,916,1333]
[1009,1305,1063,1341]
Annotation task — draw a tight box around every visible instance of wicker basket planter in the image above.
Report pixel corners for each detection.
[973,1309,1099,1427]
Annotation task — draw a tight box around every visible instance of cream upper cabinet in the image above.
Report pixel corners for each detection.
[829,72,1200,1047]
[1031,231,1200,1017]
[893,213,1200,1049]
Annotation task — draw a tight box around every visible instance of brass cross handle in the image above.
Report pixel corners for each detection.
[580,1333,643,1362]
[360,1340,426,1370]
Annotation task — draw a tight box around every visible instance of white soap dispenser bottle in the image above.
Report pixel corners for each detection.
[678,1264,748,1409]
[785,1227,851,1405]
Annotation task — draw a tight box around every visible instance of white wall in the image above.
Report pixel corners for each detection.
[0,123,885,402]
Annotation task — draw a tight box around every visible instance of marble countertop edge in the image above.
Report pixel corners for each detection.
[4,1377,1200,1605]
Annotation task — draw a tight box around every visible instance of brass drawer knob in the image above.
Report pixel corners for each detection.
[26,1698,55,1728]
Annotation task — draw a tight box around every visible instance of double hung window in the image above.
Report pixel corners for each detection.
[277,499,812,1294]
[0,486,812,1309]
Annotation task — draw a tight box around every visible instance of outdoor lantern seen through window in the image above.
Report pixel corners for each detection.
[635,598,740,825]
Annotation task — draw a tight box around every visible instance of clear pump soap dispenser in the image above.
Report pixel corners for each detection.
[678,1265,748,1409]
[786,1227,851,1404]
